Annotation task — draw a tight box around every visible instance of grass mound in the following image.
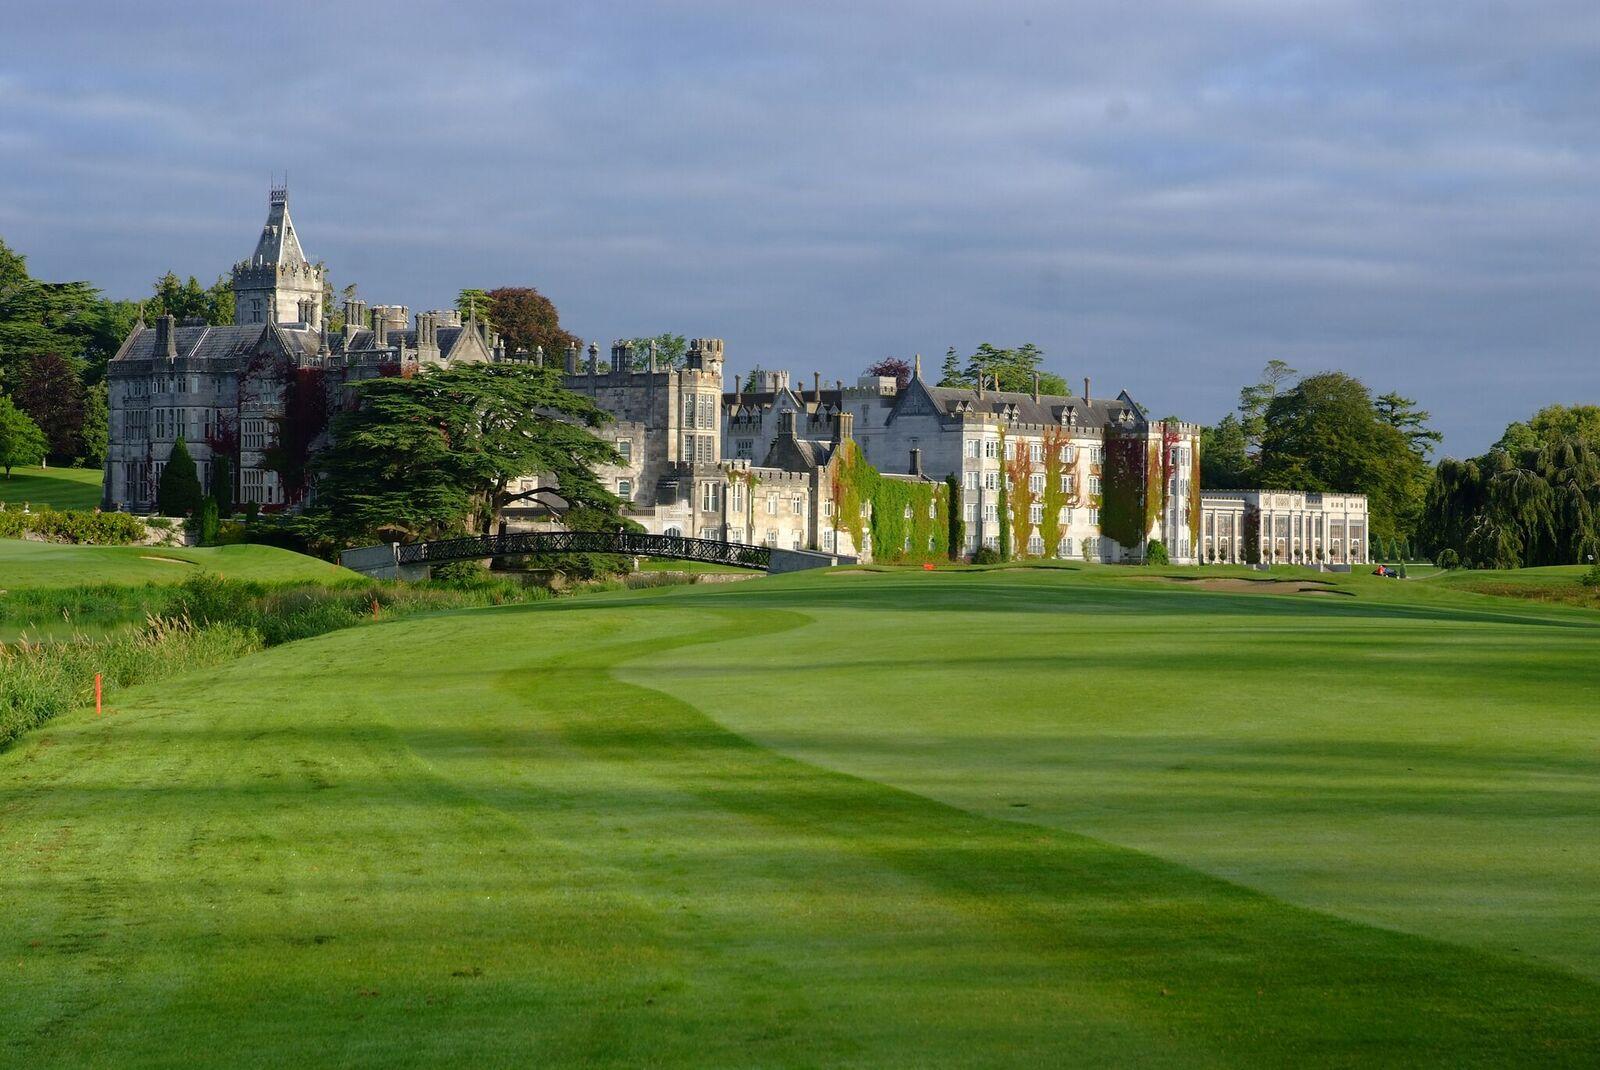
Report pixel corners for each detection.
[0,466,102,510]
[0,539,353,588]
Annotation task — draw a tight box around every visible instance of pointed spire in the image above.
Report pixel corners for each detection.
[913,353,922,381]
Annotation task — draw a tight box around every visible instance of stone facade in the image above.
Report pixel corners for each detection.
[1198,490,1369,566]
[104,189,499,514]
[724,362,1204,563]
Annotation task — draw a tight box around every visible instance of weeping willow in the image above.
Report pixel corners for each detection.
[1420,433,1600,568]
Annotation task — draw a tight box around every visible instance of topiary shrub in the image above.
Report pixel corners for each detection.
[157,436,204,517]
[1580,563,1600,588]
[971,545,1002,565]
[1435,548,1460,570]
[1145,539,1169,565]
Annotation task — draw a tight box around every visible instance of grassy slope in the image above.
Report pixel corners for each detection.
[3,571,1599,1066]
[631,568,1600,980]
[0,539,353,589]
[0,466,103,510]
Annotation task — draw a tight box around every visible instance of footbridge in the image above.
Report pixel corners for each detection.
[339,531,852,579]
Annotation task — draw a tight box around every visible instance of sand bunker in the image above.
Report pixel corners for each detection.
[138,555,195,566]
[1150,576,1351,596]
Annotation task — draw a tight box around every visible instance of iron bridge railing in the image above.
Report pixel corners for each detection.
[393,531,773,571]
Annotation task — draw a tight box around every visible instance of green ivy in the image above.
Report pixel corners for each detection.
[831,440,950,563]
[1100,429,1149,549]
[945,473,963,561]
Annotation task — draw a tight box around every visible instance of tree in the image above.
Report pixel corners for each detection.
[1376,392,1443,458]
[1418,407,1600,569]
[79,382,109,466]
[954,343,1068,394]
[0,396,46,476]
[623,333,689,370]
[937,347,965,387]
[864,357,913,389]
[1199,414,1251,489]
[209,453,233,514]
[0,237,119,384]
[1238,359,1297,457]
[482,287,581,361]
[14,352,87,462]
[1495,404,1600,454]
[310,363,623,544]
[157,436,204,516]
[1255,371,1426,540]
[456,288,493,324]
[945,472,963,561]
[147,272,233,326]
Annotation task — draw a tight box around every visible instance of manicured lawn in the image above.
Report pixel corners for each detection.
[0,539,353,588]
[0,466,103,510]
[633,557,761,574]
[3,569,1599,1066]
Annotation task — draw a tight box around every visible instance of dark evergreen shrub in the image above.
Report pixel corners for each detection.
[157,436,204,516]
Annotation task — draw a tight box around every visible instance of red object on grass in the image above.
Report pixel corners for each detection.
[923,563,935,571]
[95,673,102,716]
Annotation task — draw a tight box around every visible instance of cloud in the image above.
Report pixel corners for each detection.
[1,1,1597,453]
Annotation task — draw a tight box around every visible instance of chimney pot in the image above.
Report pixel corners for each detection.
[1084,376,1091,401]
[910,447,923,477]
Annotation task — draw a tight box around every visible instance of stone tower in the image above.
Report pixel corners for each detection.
[231,185,325,328]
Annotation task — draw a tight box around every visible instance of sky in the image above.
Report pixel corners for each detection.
[2,1,1596,455]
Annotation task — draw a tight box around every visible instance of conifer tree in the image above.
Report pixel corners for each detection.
[209,454,233,514]
[157,436,204,516]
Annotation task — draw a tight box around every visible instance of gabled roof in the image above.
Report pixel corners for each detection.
[761,432,835,472]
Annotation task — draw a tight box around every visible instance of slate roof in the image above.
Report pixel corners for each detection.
[110,322,323,366]
[761,433,835,472]
[913,383,1146,429]
[338,325,474,358]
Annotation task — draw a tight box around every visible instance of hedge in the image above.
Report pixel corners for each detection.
[0,507,147,545]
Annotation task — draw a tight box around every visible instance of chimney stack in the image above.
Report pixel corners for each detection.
[587,341,599,379]
[833,411,855,445]
[778,410,798,438]
[372,310,389,347]
[978,372,985,399]
[1032,372,1040,402]
[910,447,923,477]
[156,314,177,360]
[1084,376,1091,401]
[813,371,821,403]
[565,342,578,375]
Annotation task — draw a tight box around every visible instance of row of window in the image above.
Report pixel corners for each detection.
[963,440,1102,464]
[964,504,1101,526]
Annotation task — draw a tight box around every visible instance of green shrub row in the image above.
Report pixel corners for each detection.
[0,506,147,544]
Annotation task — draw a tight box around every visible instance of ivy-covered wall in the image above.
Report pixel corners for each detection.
[1100,429,1151,550]
[1038,427,1070,556]
[830,440,950,564]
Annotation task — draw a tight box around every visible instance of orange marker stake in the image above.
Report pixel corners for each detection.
[95,673,103,717]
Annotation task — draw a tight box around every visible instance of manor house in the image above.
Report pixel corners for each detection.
[105,189,1367,567]
[102,187,502,513]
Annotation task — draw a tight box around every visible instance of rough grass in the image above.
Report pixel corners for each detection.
[0,539,353,588]
[3,568,1599,1066]
[0,573,551,749]
[0,466,102,510]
